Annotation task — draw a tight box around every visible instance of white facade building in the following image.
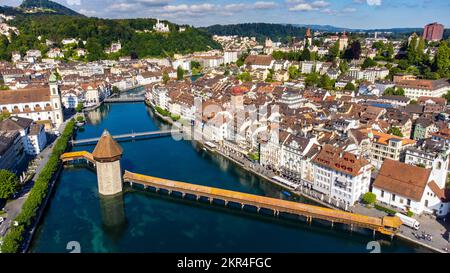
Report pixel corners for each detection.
[312,144,372,206]
[373,159,450,217]
[0,73,64,128]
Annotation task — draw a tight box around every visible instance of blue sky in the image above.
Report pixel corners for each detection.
[2,0,450,28]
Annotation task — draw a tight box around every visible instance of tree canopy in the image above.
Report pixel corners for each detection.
[0,169,20,200]
[203,23,307,44]
[0,15,221,61]
[361,58,377,69]
[344,82,356,91]
[383,87,405,96]
[387,127,404,137]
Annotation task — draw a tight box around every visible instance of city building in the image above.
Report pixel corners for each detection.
[422,22,444,42]
[312,144,372,206]
[244,55,274,70]
[0,130,24,172]
[373,159,449,216]
[417,97,447,113]
[304,28,312,47]
[0,116,47,156]
[280,134,318,182]
[405,139,449,171]
[412,118,438,140]
[395,78,450,100]
[153,19,170,33]
[356,129,415,169]
[0,73,64,129]
[224,50,240,65]
[431,128,450,148]
[339,32,348,51]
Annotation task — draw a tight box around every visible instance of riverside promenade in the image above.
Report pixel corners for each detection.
[0,119,73,253]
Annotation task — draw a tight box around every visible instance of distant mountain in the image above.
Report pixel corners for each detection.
[293,24,426,34]
[0,0,84,17]
[293,24,351,32]
[0,5,23,16]
[203,23,432,42]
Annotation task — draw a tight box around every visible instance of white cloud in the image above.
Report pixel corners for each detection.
[135,0,172,7]
[224,3,246,11]
[289,3,314,11]
[78,9,97,16]
[108,3,139,12]
[162,3,217,16]
[285,0,305,3]
[288,0,330,11]
[366,0,382,6]
[253,1,278,9]
[311,1,330,8]
[66,0,81,5]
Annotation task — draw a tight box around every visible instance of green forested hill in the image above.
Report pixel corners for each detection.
[0,15,221,61]
[203,23,308,43]
[19,0,84,16]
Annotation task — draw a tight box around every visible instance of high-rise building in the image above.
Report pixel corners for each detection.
[422,22,444,42]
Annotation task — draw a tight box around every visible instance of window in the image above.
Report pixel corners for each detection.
[407,199,411,206]
[381,190,384,198]
[392,194,396,201]
[425,200,429,207]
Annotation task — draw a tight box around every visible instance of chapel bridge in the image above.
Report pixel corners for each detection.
[60,131,403,237]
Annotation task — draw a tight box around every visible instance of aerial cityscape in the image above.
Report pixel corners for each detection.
[0,0,449,261]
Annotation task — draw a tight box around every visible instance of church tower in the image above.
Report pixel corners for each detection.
[49,72,64,127]
[92,130,123,196]
[304,28,312,48]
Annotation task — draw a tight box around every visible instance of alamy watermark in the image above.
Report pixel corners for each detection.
[169,98,281,145]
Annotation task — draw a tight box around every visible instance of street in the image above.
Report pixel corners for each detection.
[354,203,450,253]
[0,120,69,240]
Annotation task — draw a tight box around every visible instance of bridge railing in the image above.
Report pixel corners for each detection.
[123,171,402,236]
[70,130,180,145]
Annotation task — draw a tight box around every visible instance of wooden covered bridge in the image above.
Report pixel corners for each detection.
[60,130,402,237]
[60,150,402,236]
[123,171,402,236]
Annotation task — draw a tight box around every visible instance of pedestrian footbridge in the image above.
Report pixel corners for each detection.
[122,171,402,236]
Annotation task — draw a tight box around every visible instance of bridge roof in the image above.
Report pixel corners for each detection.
[92,130,123,161]
[123,171,403,233]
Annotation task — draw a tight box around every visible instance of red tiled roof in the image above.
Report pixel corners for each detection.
[312,144,369,176]
[373,159,431,202]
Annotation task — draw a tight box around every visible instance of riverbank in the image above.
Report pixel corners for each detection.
[83,101,104,112]
[0,120,76,253]
[146,100,349,210]
[145,100,446,253]
[21,164,63,253]
[31,101,425,253]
